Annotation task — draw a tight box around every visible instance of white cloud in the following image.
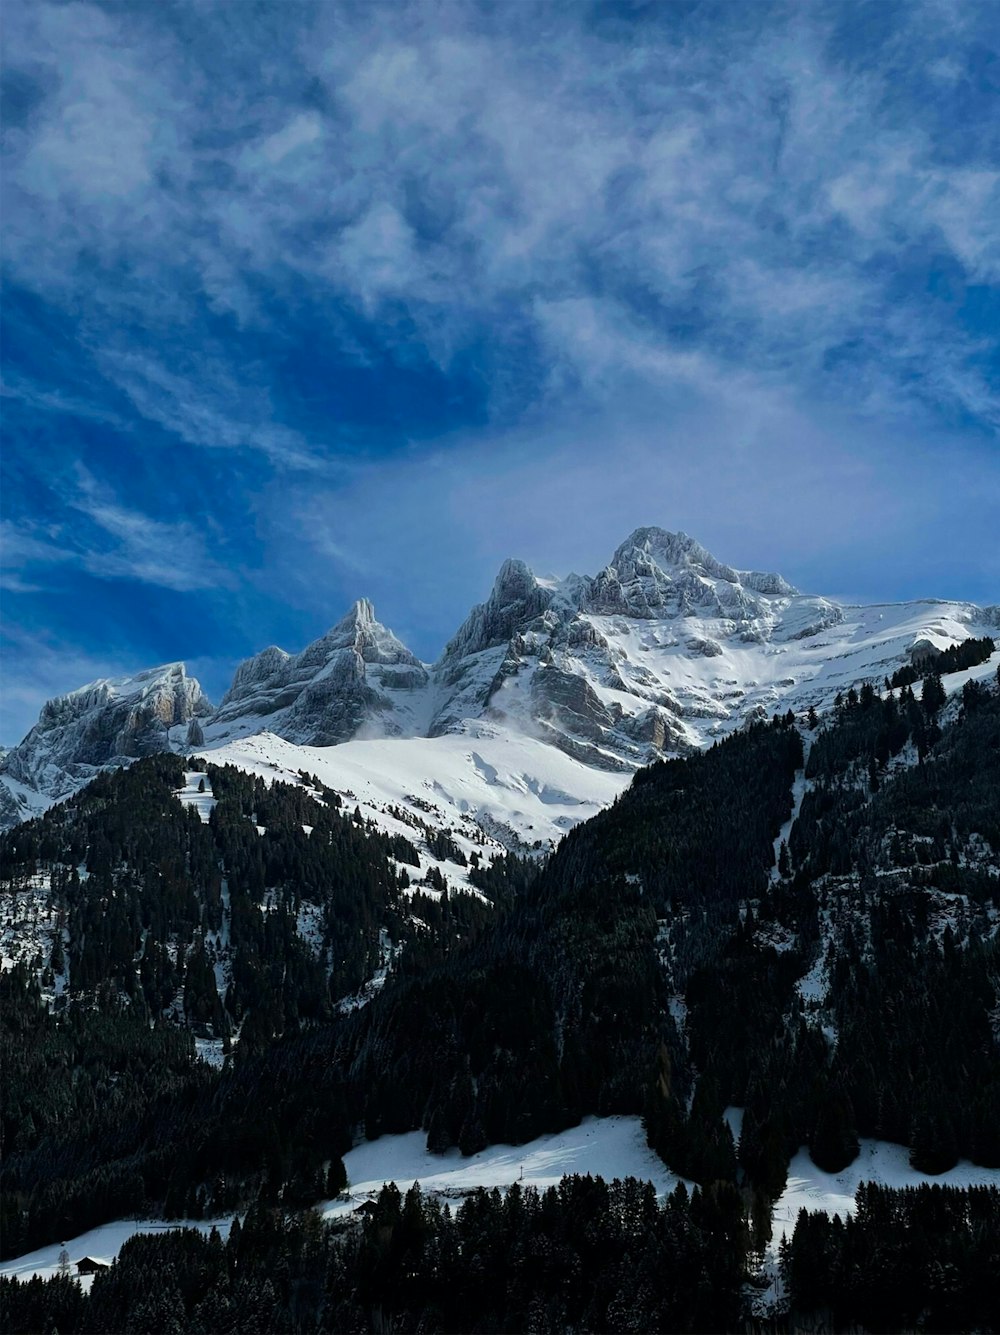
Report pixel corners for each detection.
[92,349,325,470]
[254,111,323,167]
[4,0,997,439]
[2,0,998,659]
[2,480,235,595]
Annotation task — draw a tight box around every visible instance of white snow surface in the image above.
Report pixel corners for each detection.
[6,1122,1000,1303]
[3,528,997,836]
[322,1115,686,1219]
[771,1139,1000,1247]
[0,1117,678,1286]
[177,771,216,823]
[199,723,630,854]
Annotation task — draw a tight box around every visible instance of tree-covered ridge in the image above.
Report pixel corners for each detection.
[0,757,522,1258]
[338,717,804,1160]
[0,753,508,1041]
[739,677,1000,1190]
[780,1183,1000,1332]
[1,1175,748,1335]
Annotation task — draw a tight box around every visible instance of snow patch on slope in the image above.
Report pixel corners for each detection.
[321,1114,687,1219]
[755,1140,1000,1314]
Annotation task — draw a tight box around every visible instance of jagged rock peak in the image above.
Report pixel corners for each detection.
[213,598,429,744]
[440,558,553,664]
[586,527,797,620]
[305,599,422,667]
[220,601,423,713]
[334,597,376,631]
[36,662,211,727]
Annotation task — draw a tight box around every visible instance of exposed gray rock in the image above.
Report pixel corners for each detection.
[213,599,429,744]
[530,667,618,746]
[1,663,212,799]
[439,560,553,668]
[686,636,723,657]
[3,526,994,833]
[586,527,795,621]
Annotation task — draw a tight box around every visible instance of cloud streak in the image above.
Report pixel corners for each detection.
[4,0,998,438]
[2,476,235,595]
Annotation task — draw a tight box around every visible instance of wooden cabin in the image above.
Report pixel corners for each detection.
[75,1256,110,1275]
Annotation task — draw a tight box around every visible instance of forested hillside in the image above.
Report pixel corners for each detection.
[2,669,999,1330]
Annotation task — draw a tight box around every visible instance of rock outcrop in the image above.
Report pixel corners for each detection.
[0,663,212,801]
[212,599,430,744]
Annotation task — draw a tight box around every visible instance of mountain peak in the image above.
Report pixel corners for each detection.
[334,597,377,631]
[608,527,797,599]
[1,661,212,799]
[441,557,551,665]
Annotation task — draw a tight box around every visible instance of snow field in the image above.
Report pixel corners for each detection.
[321,1115,687,1219]
[0,1117,681,1285]
[177,770,216,823]
[5,1117,1000,1297]
[198,723,631,866]
[770,1138,1000,1252]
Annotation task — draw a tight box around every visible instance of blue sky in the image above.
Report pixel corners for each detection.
[2,0,998,742]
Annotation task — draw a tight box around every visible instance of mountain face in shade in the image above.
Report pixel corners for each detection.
[1,527,997,833]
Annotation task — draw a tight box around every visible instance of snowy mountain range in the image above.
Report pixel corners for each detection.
[3,527,997,841]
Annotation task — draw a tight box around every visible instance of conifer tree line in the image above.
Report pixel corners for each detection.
[0,757,511,1256]
[3,1178,998,1333]
[887,634,994,690]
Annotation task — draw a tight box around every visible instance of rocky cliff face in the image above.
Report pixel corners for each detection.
[211,599,430,745]
[587,528,797,620]
[0,663,212,824]
[422,527,994,771]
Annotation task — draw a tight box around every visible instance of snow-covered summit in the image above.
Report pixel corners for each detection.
[588,527,797,619]
[440,559,554,665]
[212,599,430,745]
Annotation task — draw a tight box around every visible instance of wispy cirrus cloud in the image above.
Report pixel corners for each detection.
[4,0,998,435]
[2,475,234,595]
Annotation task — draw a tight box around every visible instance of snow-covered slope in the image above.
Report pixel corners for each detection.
[426,529,998,766]
[3,527,997,839]
[200,722,631,856]
[0,1114,676,1285]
